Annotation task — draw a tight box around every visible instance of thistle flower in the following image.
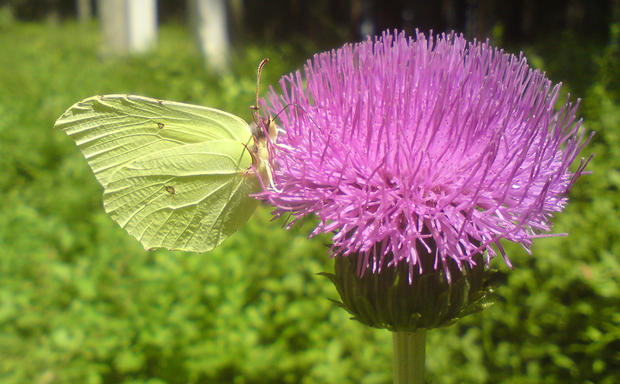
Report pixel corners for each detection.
[260,30,591,280]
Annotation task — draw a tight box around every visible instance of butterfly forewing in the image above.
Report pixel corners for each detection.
[55,94,252,187]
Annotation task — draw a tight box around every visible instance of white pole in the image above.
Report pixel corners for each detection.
[190,0,231,71]
[127,0,157,53]
[99,0,157,56]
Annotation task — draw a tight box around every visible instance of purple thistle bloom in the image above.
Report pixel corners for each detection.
[260,30,591,279]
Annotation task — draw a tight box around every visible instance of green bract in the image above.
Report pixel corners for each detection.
[324,253,500,332]
[55,94,260,252]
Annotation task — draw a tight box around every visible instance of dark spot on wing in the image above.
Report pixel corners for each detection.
[165,185,175,195]
[157,122,165,129]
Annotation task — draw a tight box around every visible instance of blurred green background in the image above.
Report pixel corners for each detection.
[0,1,618,383]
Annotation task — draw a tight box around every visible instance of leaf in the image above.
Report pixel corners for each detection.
[55,94,260,252]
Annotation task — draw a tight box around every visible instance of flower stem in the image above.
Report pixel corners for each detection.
[392,331,426,384]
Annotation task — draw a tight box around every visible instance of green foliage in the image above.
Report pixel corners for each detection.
[0,22,618,384]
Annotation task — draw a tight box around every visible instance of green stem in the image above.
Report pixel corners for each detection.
[392,331,426,384]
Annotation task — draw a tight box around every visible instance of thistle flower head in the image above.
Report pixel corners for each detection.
[260,30,591,279]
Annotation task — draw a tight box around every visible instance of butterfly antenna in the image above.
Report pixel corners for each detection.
[251,58,270,119]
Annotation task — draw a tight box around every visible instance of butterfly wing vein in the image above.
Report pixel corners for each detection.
[55,94,259,253]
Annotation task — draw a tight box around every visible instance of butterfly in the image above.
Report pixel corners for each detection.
[55,60,277,253]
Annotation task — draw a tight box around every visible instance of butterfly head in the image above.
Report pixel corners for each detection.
[249,115,279,188]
